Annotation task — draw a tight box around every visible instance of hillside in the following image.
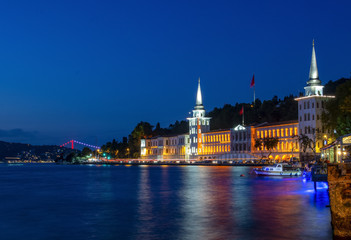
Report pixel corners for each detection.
[0,141,74,161]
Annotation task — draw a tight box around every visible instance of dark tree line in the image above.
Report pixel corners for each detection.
[208,95,298,130]
[323,78,351,138]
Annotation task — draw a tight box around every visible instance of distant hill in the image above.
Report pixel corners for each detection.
[0,141,75,161]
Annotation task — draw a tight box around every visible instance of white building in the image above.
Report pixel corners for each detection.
[186,78,211,158]
[295,41,335,154]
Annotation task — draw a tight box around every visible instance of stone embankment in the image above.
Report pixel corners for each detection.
[328,163,351,239]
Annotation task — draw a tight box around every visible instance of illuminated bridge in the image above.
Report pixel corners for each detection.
[60,140,101,150]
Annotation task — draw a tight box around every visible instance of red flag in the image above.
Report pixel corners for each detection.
[239,106,243,115]
[250,74,255,88]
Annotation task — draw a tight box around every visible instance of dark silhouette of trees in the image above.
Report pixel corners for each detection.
[81,147,92,157]
[254,137,279,159]
[323,79,351,138]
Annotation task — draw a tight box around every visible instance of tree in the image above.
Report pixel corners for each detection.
[254,137,279,159]
[254,138,264,159]
[65,152,77,163]
[323,79,351,139]
[128,122,154,158]
[263,137,279,159]
[299,134,311,154]
[298,133,320,160]
[81,147,92,157]
[254,138,263,151]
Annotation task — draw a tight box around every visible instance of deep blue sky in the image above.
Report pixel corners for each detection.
[0,0,350,146]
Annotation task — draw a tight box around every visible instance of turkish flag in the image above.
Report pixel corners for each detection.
[250,74,255,88]
[239,106,243,115]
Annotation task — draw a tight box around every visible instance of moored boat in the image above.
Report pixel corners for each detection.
[254,163,302,176]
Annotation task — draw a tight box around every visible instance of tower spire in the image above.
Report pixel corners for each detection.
[195,77,203,108]
[307,39,321,86]
[304,40,324,96]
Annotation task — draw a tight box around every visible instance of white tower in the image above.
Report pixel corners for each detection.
[187,78,211,158]
[296,41,334,155]
[304,40,324,96]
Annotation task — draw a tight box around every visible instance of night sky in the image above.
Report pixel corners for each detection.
[0,0,350,146]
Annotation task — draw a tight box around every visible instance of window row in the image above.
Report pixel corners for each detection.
[203,145,230,154]
[256,142,298,151]
[203,134,230,143]
[300,113,319,122]
[232,143,250,152]
[233,132,250,141]
[300,100,324,110]
[256,127,298,138]
[189,120,210,126]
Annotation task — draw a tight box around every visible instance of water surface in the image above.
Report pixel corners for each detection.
[0,164,331,240]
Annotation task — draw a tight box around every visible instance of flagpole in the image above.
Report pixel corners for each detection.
[242,106,244,126]
[251,74,255,107]
[254,85,255,106]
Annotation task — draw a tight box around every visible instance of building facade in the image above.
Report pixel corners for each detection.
[141,41,334,161]
[140,134,190,160]
[295,41,335,155]
[253,121,299,161]
[187,78,211,158]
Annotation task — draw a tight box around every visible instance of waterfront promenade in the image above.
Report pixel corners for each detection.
[85,159,267,167]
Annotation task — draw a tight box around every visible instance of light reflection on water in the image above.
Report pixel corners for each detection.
[0,164,331,240]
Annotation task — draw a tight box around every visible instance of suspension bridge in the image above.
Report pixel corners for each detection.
[60,140,101,150]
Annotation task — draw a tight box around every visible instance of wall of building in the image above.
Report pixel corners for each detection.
[253,122,299,161]
[296,95,334,154]
[141,134,190,160]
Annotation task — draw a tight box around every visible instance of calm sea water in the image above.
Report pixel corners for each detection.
[0,164,331,240]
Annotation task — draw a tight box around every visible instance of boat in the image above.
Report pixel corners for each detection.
[254,163,302,176]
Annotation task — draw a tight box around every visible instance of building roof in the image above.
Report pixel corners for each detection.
[307,40,321,86]
[143,132,188,140]
[194,77,204,110]
[204,128,231,134]
[255,120,298,128]
[295,95,335,101]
